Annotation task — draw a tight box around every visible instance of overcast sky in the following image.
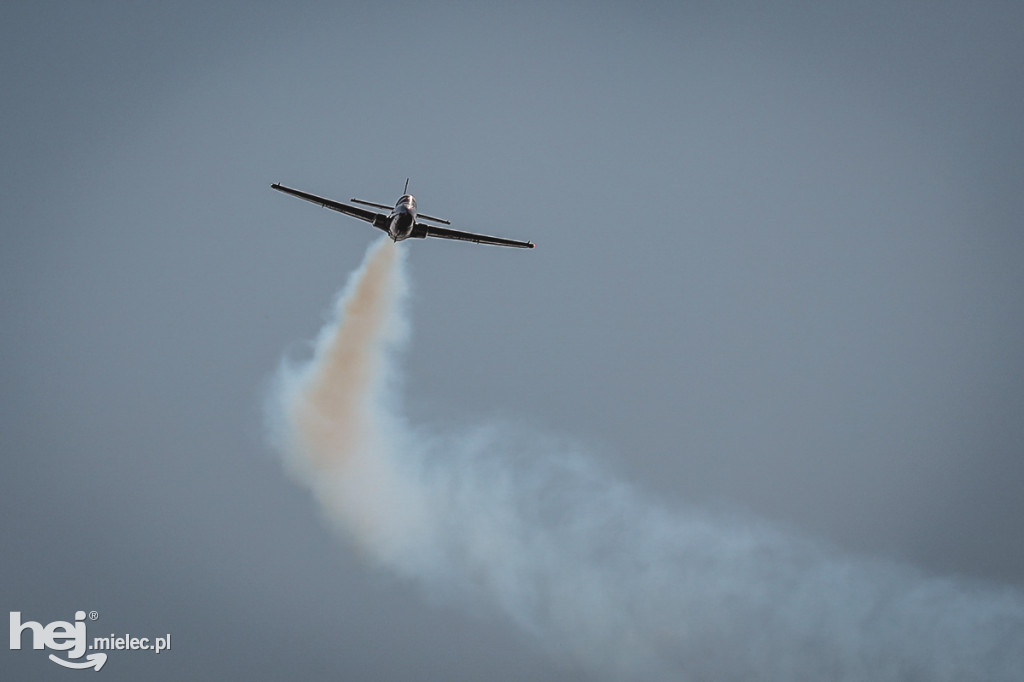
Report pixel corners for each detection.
[3,1,1023,679]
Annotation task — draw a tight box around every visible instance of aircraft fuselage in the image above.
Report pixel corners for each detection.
[389,194,417,242]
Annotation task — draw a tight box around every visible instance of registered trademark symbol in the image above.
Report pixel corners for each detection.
[88,611,99,621]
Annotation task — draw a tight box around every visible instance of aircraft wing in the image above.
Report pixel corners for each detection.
[420,223,535,249]
[271,183,388,231]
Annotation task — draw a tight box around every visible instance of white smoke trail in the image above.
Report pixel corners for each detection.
[268,238,1024,680]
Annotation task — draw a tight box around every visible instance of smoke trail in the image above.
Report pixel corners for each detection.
[268,238,1024,680]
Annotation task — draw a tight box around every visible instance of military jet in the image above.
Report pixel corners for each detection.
[271,180,535,249]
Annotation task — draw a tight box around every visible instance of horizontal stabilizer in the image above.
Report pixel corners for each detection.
[416,212,451,225]
[350,198,394,212]
[350,197,451,225]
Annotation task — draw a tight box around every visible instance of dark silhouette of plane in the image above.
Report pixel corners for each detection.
[271,179,535,249]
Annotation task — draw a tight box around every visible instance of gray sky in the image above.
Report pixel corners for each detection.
[3,1,1022,679]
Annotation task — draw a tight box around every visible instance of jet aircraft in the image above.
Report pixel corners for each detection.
[271,180,535,249]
